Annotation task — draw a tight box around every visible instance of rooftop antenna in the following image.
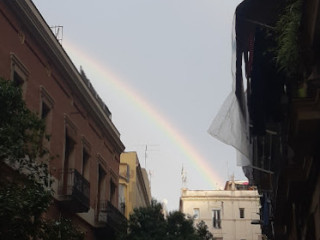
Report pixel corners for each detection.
[148,170,153,189]
[50,25,63,44]
[144,145,147,169]
[226,160,229,179]
[231,173,236,191]
[143,144,159,169]
[181,164,187,189]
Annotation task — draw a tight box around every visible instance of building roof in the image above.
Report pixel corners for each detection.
[6,0,125,152]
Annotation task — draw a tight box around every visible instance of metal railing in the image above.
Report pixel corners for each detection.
[252,130,278,174]
[97,200,126,230]
[58,168,90,209]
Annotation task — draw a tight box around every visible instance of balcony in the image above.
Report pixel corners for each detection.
[96,200,126,233]
[289,93,320,158]
[58,168,90,213]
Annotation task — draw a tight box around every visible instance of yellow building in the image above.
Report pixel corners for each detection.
[119,152,151,219]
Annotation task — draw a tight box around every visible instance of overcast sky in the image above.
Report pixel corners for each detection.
[33,0,244,211]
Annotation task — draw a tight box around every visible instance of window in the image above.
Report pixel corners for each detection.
[126,164,130,180]
[61,134,76,195]
[119,163,130,181]
[119,184,126,215]
[13,71,24,87]
[40,87,54,120]
[40,101,51,151]
[212,209,221,228]
[10,53,29,97]
[239,208,245,219]
[109,179,116,205]
[98,165,106,203]
[41,101,50,120]
[82,149,90,181]
[40,87,54,151]
[63,115,77,169]
[193,208,200,219]
[81,137,91,181]
[64,134,75,170]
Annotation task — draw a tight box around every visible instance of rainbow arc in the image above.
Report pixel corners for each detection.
[64,40,224,189]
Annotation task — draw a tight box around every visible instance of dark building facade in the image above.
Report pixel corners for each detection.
[236,0,320,239]
[210,0,320,239]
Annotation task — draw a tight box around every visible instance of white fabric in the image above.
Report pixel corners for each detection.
[207,90,250,165]
[208,13,251,167]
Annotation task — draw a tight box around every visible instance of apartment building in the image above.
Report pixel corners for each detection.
[119,152,151,219]
[180,181,261,240]
[209,0,320,238]
[0,1,125,239]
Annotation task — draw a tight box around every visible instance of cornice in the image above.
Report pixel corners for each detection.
[5,0,125,152]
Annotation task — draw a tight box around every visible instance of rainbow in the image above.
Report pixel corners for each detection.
[63,40,224,189]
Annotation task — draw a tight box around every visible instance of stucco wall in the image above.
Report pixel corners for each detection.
[180,189,261,240]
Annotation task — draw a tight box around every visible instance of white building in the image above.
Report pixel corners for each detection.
[179,180,261,240]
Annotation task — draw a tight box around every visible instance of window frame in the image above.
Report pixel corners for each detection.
[193,208,200,219]
[63,115,77,170]
[239,208,245,219]
[40,86,54,151]
[81,137,91,181]
[212,209,222,229]
[10,53,29,97]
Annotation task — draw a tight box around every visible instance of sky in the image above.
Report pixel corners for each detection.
[33,0,245,211]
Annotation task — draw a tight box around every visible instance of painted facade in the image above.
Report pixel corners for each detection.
[119,152,151,219]
[180,181,261,240]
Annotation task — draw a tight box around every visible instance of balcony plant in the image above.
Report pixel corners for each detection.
[274,0,303,80]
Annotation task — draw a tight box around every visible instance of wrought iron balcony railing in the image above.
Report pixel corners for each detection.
[96,200,126,231]
[58,168,90,213]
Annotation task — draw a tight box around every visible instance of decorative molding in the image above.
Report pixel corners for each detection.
[109,167,118,181]
[81,136,91,153]
[89,122,102,139]
[10,52,29,80]
[97,153,107,170]
[45,65,51,77]
[64,114,77,139]
[18,30,25,44]
[103,141,113,154]
[40,85,55,108]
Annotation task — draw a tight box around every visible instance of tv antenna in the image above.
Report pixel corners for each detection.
[143,144,159,169]
[181,164,187,189]
[148,169,154,188]
[144,145,147,169]
[50,25,63,44]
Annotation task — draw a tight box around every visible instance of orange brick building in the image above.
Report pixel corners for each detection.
[0,1,125,239]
